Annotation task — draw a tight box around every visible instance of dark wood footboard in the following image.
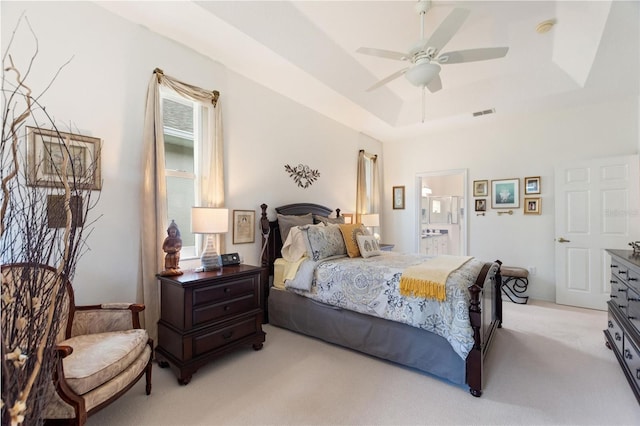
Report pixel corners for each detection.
[260,203,502,396]
[466,261,502,397]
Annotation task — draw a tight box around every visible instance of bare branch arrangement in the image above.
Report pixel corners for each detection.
[1,15,100,425]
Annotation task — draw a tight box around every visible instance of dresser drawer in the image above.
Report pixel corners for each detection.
[610,279,629,312]
[624,336,640,390]
[628,268,640,295]
[627,291,640,330]
[193,293,258,326]
[608,310,624,354]
[193,276,257,306]
[193,315,259,357]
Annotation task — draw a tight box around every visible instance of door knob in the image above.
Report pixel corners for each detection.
[557,237,570,243]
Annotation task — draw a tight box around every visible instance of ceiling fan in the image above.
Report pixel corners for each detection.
[357,0,509,120]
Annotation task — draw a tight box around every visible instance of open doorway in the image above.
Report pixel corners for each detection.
[416,169,468,256]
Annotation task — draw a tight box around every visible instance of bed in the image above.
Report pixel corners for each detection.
[259,203,502,397]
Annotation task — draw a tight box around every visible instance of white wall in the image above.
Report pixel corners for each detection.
[383,97,639,301]
[2,2,382,304]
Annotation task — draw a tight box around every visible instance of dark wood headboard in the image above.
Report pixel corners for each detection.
[259,203,340,276]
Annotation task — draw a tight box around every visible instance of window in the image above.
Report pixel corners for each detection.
[161,90,210,258]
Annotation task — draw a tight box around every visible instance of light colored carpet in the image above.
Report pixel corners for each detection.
[89,300,640,425]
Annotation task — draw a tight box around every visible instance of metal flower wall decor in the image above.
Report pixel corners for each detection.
[284,164,321,189]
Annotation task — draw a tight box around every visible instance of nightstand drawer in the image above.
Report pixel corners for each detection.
[194,315,259,356]
[193,277,256,306]
[193,293,258,326]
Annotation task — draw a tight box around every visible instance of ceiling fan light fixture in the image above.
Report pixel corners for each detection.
[405,62,441,87]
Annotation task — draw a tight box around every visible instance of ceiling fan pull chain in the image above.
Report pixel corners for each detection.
[421,86,426,123]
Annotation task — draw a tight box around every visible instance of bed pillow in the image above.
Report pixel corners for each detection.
[303,224,347,261]
[313,214,345,225]
[339,224,368,257]
[356,235,381,258]
[281,223,324,262]
[277,213,313,242]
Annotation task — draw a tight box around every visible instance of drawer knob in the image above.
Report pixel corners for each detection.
[630,278,638,282]
[619,271,628,275]
[223,331,234,340]
[224,305,230,311]
[608,320,613,328]
[611,295,618,299]
[618,288,628,293]
[636,369,640,380]
[610,280,618,284]
[611,264,619,268]
[629,298,640,302]
[625,349,633,360]
[615,332,622,341]
[224,287,231,293]
[629,316,637,320]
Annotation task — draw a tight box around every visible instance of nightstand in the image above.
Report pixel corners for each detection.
[380,243,394,252]
[155,264,266,385]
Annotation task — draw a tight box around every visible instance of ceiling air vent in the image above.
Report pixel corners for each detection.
[472,108,495,117]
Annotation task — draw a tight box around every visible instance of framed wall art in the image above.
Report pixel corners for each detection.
[524,176,541,194]
[524,197,541,215]
[473,180,488,197]
[475,199,487,212]
[341,213,354,224]
[232,210,255,244]
[27,126,102,190]
[491,178,520,209]
[393,186,405,210]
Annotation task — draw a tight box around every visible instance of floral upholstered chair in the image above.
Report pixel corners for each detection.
[2,264,153,425]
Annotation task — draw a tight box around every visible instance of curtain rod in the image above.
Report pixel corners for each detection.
[154,67,220,106]
[359,149,377,160]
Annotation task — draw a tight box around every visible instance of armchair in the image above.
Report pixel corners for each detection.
[2,264,153,425]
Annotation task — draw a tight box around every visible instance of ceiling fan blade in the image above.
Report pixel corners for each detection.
[436,47,509,64]
[421,8,470,54]
[356,47,409,61]
[366,68,409,91]
[426,74,442,93]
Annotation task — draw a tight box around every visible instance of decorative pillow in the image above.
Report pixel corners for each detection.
[277,213,313,242]
[303,224,347,261]
[356,235,381,258]
[281,223,324,262]
[313,214,345,225]
[339,224,368,258]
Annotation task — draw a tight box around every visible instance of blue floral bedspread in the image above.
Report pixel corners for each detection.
[286,252,485,359]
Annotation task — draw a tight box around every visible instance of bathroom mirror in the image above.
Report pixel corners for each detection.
[428,196,452,224]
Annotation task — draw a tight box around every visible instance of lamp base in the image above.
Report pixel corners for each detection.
[201,234,222,271]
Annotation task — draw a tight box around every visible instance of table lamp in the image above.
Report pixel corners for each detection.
[191,207,229,271]
[361,213,380,241]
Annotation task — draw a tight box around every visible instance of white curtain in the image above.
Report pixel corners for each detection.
[140,68,224,344]
[356,150,380,222]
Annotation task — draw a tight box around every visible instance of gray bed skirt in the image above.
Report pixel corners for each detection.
[268,287,467,386]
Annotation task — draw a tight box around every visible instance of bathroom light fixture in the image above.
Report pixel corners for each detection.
[191,207,229,271]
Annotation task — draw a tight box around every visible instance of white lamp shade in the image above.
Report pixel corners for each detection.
[361,214,380,227]
[405,62,441,87]
[191,207,229,234]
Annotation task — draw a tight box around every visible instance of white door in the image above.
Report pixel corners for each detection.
[555,155,639,310]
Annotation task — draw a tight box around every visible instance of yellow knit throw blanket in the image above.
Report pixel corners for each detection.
[399,255,473,301]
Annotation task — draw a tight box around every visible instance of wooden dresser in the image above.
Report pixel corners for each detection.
[156,264,266,385]
[604,249,640,403]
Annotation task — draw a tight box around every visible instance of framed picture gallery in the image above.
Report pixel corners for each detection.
[491,178,520,209]
[473,180,488,197]
[524,176,541,195]
[524,197,541,215]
